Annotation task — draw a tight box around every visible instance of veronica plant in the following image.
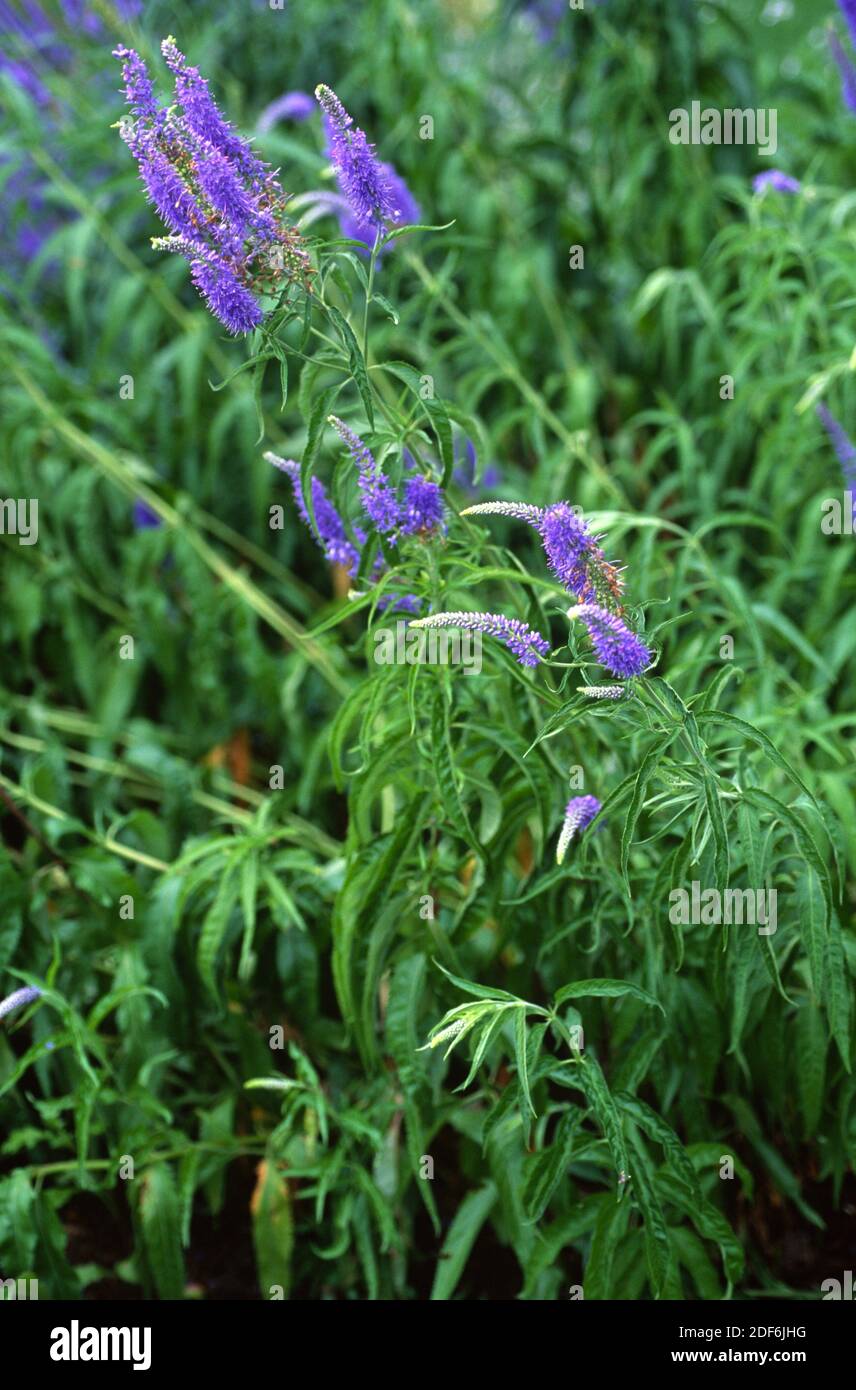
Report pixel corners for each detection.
[3,19,844,1306]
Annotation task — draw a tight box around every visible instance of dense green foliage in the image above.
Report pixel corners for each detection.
[0,0,853,1301]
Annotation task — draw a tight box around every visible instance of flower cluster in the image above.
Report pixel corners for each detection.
[328,416,402,534]
[267,451,422,612]
[328,418,445,541]
[114,38,313,334]
[463,496,650,678]
[313,84,419,256]
[556,795,601,864]
[409,611,550,668]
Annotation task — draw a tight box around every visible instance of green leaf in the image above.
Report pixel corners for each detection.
[251,1159,294,1300]
[140,1164,185,1299]
[796,1000,827,1138]
[554,978,664,1014]
[584,1193,629,1300]
[196,866,240,1000]
[621,739,673,888]
[327,305,374,428]
[432,960,523,1004]
[513,1005,536,1119]
[796,866,830,1002]
[824,914,852,1072]
[430,1182,497,1300]
[522,1107,580,1223]
[627,1133,671,1298]
[576,1055,630,1183]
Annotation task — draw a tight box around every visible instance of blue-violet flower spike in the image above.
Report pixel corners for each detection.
[315,83,399,231]
[567,603,652,679]
[409,611,550,668]
[328,416,401,535]
[556,795,601,864]
[266,452,361,574]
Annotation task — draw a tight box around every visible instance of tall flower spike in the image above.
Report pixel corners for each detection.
[556,795,601,864]
[829,30,856,113]
[114,44,162,123]
[328,416,401,535]
[462,500,545,525]
[265,452,361,574]
[816,403,856,522]
[315,84,399,231]
[0,985,42,1021]
[189,253,264,335]
[161,36,266,185]
[463,500,625,608]
[409,611,550,668]
[817,403,856,486]
[337,159,419,255]
[567,604,652,679]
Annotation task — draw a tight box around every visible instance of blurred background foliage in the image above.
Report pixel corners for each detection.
[0,0,854,1300]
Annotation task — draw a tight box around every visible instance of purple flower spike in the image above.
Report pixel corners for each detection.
[829,30,856,113]
[816,403,856,477]
[837,0,856,52]
[816,404,856,520]
[265,451,361,574]
[463,500,625,608]
[0,985,42,1021]
[114,44,161,123]
[338,161,420,254]
[316,83,399,231]
[409,611,550,668]
[189,254,263,335]
[538,502,625,607]
[258,90,316,132]
[129,139,207,242]
[567,604,652,679]
[161,36,266,185]
[556,795,601,864]
[752,170,801,194]
[401,476,445,535]
[328,416,401,535]
[115,39,313,333]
